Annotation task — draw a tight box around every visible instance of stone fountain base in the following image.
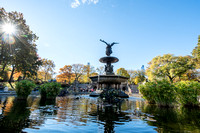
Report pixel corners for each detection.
[90,89,128,98]
[89,73,129,100]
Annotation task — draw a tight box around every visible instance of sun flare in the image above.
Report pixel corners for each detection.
[2,23,16,34]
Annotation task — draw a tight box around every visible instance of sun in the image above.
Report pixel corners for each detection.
[2,23,16,34]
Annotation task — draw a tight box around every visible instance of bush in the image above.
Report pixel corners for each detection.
[175,81,200,106]
[139,80,177,106]
[15,80,36,98]
[138,82,156,104]
[39,82,61,99]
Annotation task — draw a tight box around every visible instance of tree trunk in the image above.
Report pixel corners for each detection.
[23,70,26,80]
[2,63,7,72]
[45,73,47,81]
[9,66,15,89]
[168,76,174,83]
[9,66,15,83]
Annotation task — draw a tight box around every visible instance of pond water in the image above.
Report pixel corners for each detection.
[0,95,200,133]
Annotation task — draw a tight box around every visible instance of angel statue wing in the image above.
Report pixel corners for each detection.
[100,39,108,45]
[111,42,119,46]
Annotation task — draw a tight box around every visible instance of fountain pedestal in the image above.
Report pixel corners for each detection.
[99,56,119,75]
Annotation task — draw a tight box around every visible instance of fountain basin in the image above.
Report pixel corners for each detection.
[99,56,119,63]
[90,75,128,84]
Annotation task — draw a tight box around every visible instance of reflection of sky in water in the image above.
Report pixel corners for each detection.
[22,95,156,133]
[3,95,200,132]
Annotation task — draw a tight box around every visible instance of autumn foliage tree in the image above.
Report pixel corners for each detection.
[57,64,98,84]
[56,65,74,84]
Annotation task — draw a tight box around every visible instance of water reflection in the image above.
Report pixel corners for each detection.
[141,105,200,132]
[0,97,30,132]
[56,96,98,126]
[0,95,200,132]
[89,105,131,133]
[0,96,15,116]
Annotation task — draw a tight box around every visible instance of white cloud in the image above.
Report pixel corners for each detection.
[71,0,99,8]
[82,0,87,4]
[91,0,99,4]
[71,0,80,8]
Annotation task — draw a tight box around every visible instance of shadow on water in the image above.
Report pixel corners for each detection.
[141,104,200,132]
[0,97,30,133]
[39,97,56,106]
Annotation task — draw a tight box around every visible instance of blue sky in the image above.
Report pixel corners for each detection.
[1,0,200,74]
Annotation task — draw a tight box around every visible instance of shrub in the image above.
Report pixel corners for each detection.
[138,82,156,104]
[139,80,177,106]
[154,80,177,106]
[39,82,61,99]
[175,81,200,106]
[15,80,36,99]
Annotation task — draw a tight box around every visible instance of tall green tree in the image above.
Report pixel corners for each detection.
[116,68,130,78]
[192,35,200,69]
[127,70,146,85]
[146,54,195,82]
[0,8,41,82]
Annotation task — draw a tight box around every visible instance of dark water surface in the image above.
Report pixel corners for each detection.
[0,95,200,133]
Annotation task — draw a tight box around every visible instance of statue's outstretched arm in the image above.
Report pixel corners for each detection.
[100,39,108,45]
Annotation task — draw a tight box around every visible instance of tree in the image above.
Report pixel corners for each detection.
[0,8,41,82]
[96,66,104,75]
[38,58,55,81]
[116,68,130,78]
[71,64,86,82]
[192,35,200,69]
[85,63,96,83]
[56,65,74,84]
[127,70,137,84]
[146,54,195,82]
[127,70,146,85]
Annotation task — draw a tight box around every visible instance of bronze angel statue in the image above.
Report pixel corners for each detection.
[100,39,118,56]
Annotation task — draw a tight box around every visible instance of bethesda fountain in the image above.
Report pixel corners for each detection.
[89,39,129,100]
